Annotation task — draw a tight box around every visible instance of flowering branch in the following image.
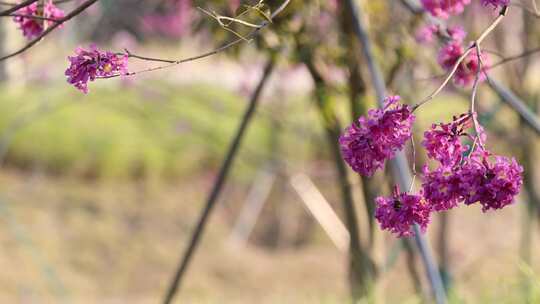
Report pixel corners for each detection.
[400,1,540,136]
[342,1,448,303]
[412,6,508,111]
[0,0,99,62]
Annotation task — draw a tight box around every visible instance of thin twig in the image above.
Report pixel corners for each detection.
[470,44,486,150]
[489,47,540,69]
[0,0,99,62]
[5,13,62,22]
[161,59,275,304]
[408,134,417,193]
[0,0,37,16]
[0,0,72,6]
[99,0,291,78]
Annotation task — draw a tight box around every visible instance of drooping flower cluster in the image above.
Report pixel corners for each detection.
[13,0,65,40]
[421,114,523,214]
[339,96,415,177]
[347,0,518,239]
[65,45,129,93]
[459,152,523,211]
[374,186,431,237]
[345,109,523,238]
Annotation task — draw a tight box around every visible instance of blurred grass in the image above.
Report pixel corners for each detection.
[0,82,288,180]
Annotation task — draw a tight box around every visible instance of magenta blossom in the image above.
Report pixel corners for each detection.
[422,114,471,167]
[420,0,471,19]
[438,42,489,86]
[65,45,128,93]
[460,151,523,212]
[375,186,431,237]
[416,24,438,44]
[446,25,466,43]
[340,96,415,176]
[481,0,510,8]
[422,166,464,211]
[13,0,64,40]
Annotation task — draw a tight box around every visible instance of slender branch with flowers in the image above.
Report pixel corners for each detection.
[339,1,525,240]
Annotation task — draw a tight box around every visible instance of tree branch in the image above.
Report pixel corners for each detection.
[161,58,275,304]
[488,78,540,135]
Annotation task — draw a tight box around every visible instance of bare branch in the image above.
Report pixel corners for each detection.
[488,78,540,135]
[98,0,291,78]
[161,59,275,304]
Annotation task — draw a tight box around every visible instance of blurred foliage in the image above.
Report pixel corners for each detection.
[0,82,321,180]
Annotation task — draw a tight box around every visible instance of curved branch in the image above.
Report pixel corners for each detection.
[98,0,291,78]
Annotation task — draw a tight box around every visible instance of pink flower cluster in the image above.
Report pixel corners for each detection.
[459,152,523,211]
[339,96,415,177]
[65,45,129,94]
[422,114,522,212]
[13,0,64,40]
[421,0,508,18]
[418,0,509,86]
[375,186,431,237]
[481,0,510,8]
[420,0,471,19]
[416,25,466,45]
[438,41,489,86]
[369,113,523,237]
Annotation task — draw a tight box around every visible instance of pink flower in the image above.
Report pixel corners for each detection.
[375,186,432,237]
[438,41,489,86]
[481,0,510,8]
[422,166,463,211]
[13,0,64,40]
[460,152,523,212]
[420,0,471,19]
[422,114,471,167]
[446,25,466,43]
[65,45,128,93]
[340,96,415,176]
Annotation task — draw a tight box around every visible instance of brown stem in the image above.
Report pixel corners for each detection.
[305,60,374,301]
